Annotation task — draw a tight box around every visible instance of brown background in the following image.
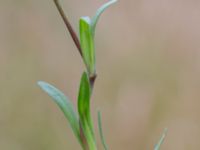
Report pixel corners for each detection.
[1,0,200,149]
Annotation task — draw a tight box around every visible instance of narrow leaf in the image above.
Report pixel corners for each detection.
[98,110,109,150]
[154,128,168,150]
[37,81,81,144]
[79,17,96,75]
[78,72,96,149]
[91,0,117,37]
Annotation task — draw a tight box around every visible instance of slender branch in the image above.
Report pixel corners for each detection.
[53,0,97,88]
[53,0,82,56]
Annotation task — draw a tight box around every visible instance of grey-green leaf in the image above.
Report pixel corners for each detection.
[154,128,168,150]
[91,0,117,37]
[98,110,109,150]
[77,72,96,150]
[37,81,81,144]
[79,17,96,76]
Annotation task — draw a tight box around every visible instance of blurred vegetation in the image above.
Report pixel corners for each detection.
[1,0,200,150]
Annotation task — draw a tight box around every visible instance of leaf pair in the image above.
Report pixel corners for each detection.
[38,72,95,149]
[79,0,117,76]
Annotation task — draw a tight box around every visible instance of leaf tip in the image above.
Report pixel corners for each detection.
[37,81,44,86]
[154,128,168,150]
[37,81,45,88]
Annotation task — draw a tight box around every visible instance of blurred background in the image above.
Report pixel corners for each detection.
[1,0,200,149]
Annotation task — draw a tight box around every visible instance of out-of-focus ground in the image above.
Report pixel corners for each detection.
[1,0,200,149]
